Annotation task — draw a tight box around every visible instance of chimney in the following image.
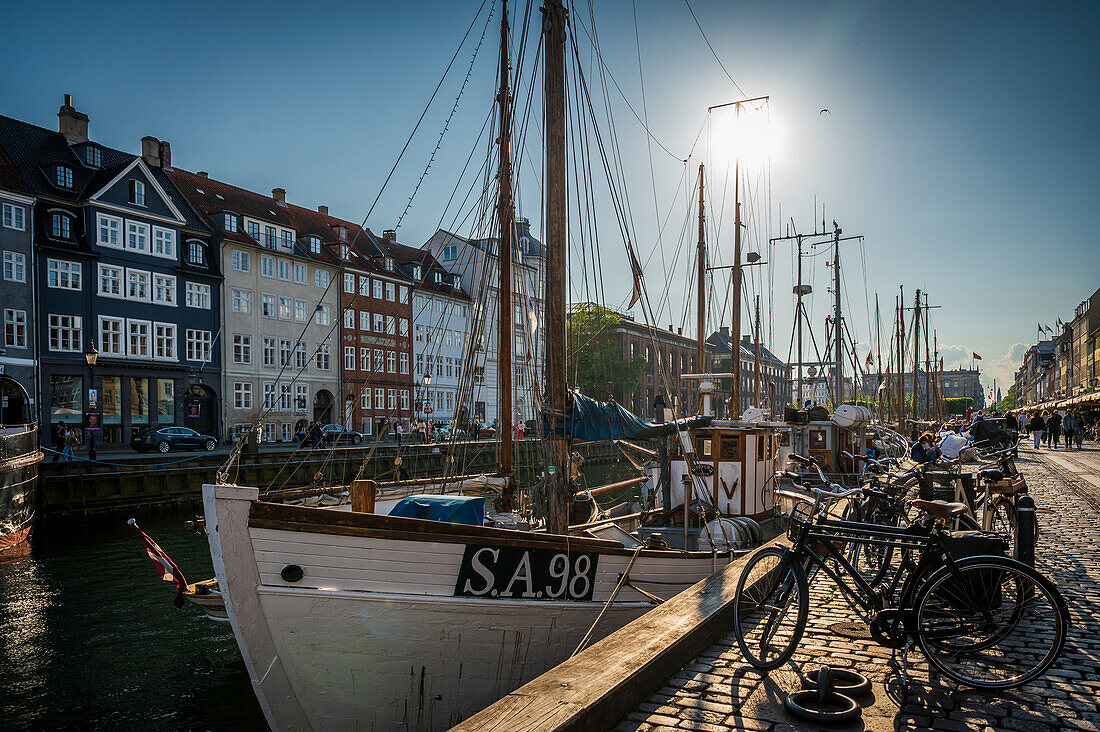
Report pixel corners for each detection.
[158,140,172,169]
[677,327,683,335]
[196,171,208,178]
[383,229,397,241]
[317,205,329,216]
[720,326,730,338]
[57,94,89,144]
[272,188,286,205]
[742,334,752,343]
[141,136,161,167]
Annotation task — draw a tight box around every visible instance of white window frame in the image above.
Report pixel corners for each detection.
[4,308,27,348]
[96,213,122,248]
[151,226,176,259]
[185,281,212,309]
[315,269,330,288]
[344,346,356,370]
[154,322,176,361]
[400,352,409,374]
[344,273,355,293]
[315,343,331,370]
[233,382,253,410]
[127,319,152,358]
[232,288,252,314]
[224,214,238,233]
[233,334,252,364]
[343,309,355,329]
[385,282,396,301]
[261,255,275,278]
[126,268,151,301]
[2,203,26,231]
[373,280,383,299]
[129,179,146,206]
[152,273,177,306]
[99,315,124,356]
[126,221,149,253]
[186,329,212,362]
[47,259,82,290]
[261,293,276,319]
[231,250,251,272]
[294,299,307,322]
[360,311,370,331]
[277,259,292,281]
[295,383,308,410]
[294,262,307,284]
[3,251,26,283]
[360,347,370,371]
[374,313,384,332]
[278,296,292,321]
[262,337,276,367]
[48,313,82,352]
[315,304,331,326]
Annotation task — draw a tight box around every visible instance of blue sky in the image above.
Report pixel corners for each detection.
[2,0,1097,397]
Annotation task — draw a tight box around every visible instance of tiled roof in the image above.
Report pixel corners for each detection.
[706,329,786,366]
[0,144,30,195]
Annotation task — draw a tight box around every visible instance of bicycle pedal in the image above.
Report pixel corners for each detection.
[869,608,907,648]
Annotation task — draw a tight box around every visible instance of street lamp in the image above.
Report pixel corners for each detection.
[84,341,98,371]
[84,341,98,459]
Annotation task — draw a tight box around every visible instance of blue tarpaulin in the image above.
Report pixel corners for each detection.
[389,495,486,526]
[543,391,712,442]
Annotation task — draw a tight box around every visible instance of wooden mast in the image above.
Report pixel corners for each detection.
[897,288,905,425]
[832,222,843,407]
[730,169,742,418]
[874,293,882,421]
[497,0,515,485]
[911,288,921,422]
[695,164,707,413]
[923,292,932,420]
[753,295,761,409]
[542,0,569,535]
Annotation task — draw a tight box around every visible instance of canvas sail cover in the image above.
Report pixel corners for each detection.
[544,391,711,442]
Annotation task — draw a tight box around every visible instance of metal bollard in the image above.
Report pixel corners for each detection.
[1016,493,1037,566]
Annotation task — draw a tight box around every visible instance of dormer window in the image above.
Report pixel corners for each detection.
[56,166,73,189]
[384,257,394,272]
[433,271,443,284]
[50,212,72,240]
[443,244,458,261]
[224,213,238,232]
[452,274,461,288]
[188,240,207,266]
[338,227,347,241]
[309,236,321,254]
[412,264,422,280]
[341,245,350,261]
[129,179,145,206]
[85,147,101,168]
[280,230,294,249]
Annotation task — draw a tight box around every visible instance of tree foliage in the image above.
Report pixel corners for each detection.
[943,397,975,415]
[567,305,647,401]
[991,386,1016,412]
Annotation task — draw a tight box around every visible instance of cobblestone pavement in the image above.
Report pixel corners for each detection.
[618,443,1100,732]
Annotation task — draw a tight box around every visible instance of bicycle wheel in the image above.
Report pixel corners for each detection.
[988,498,1018,558]
[733,546,809,670]
[914,557,1067,689]
[845,498,897,588]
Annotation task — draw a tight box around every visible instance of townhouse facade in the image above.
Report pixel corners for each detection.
[0,98,223,445]
[706,327,793,418]
[422,219,544,426]
[0,146,36,417]
[167,169,340,443]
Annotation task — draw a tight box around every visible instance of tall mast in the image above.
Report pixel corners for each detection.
[897,288,905,425]
[542,0,569,534]
[832,222,843,406]
[753,295,761,409]
[730,165,742,417]
[497,0,515,481]
[874,293,882,421]
[796,237,804,407]
[695,164,707,412]
[923,292,932,420]
[911,288,921,422]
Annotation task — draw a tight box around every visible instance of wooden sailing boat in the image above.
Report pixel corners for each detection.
[199,4,770,729]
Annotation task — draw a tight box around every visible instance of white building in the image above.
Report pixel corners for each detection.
[423,219,544,427]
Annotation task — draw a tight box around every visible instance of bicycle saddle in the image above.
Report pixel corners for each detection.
[980,469,1004,483]
[910,499,969,518]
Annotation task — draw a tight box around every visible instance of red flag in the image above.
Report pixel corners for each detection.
[972,352,982,360]
[129,518,188,608]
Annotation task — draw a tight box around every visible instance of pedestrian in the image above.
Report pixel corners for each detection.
[395,421,403,447]
[294,422,306,447]
[1076,416,1087,449]
[1047,411,1062,449]
[1029,411,1046,450]
[911,432,941,464]
[61,425,77,462]
[1005,412,1018,432]
[1062,411,1077,450]
[307,420,322,448]
[52,421,65,461]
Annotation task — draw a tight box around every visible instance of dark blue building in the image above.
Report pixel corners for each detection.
[0,96,223,447]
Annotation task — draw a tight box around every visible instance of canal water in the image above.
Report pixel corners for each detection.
[0,461,638,729]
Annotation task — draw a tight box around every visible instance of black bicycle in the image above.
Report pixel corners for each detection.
[734,453,1069,690]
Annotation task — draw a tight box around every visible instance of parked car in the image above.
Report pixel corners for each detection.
[132,426,218,453]
[318,424,364,445]
[477,425,496,438]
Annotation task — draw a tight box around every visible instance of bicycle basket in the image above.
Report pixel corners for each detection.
[934,530,1008,613]
[788,501,815,541]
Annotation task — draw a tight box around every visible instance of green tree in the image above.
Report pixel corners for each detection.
[567,304,647,401]
[943,397,974,415]
[992,386,1016,412]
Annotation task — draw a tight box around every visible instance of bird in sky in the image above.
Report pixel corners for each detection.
[819,108,830,115]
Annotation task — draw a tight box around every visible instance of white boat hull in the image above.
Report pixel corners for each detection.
[203,483,733,731]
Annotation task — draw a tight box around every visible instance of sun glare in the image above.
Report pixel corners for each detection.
[710,103,778,163]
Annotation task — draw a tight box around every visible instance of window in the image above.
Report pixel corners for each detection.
[344,273,355,293]
[185,282,211,309]
[315,269,330,288]
[374,313,384,332]
[385,315,396,335]
[99,316,123,355]
[473,366,485,385]
[316,304,331,326]
[233,334,252,364]
[264,226,276,249]
[279,338,292,367]
[415,353,424,374]
[186,329,212,362]
[50,212,71,239]
[56,166,73,189]
[262,382,275,410]
[126,221,148,252]
[374,348,384,373]
[309,236,321,254]
[224,213,238,233]
[47,259,82,290]
[154,323,176,360]
[258,337,274,367]
[247,221,260,242]
[4,309,27,348]
[234,382,253,410]
[294,263,307,284]
[411,265,422,280]
[399,286,409,304]
[400,390,410,410]
[359,276,369,296]
[278,296,291,320]
[128,320,151,358]
[360,388,371,410]
[3,251,25,283]
[261,255,275,278]
[294,299,307,322]
[278,259,291,281]
[443,244,458,261]
[2,203,25,231]
[95,213,121,247]
[129,179,145,205]
[231,250,250,272]
[344,346,356,370]
[385,282,396,301]
[400,352,409,374]
[343,309,355,329]
[295,342,307,369]
[188,240,206,266]
[387,389,396,410]
[262,293,276,318]
[415,324,423,342]
[375,388,385,409]
[316,343,331,370]
[434,272,443,285]
[360,347,370,371]
[373,280,383,299]
[232,288,252,314]
[360,311,370,331]
[295,383,308,410]
[127,269,150,300]
[152,227,176,258]
[281,230,294,249]
[152,274,176,305]
[48,314,82,352]
[383,257,395,272]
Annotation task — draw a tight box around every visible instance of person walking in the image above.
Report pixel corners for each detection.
[1076,415,1087,448]
[1047,411,1062,449]
[395,421,403,447]
[1030,412,1046,450]
[61,425,77,462]
[1062,410,1077,450]
[51,421,65,462]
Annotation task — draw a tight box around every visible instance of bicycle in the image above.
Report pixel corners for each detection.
[734,453,1069,691]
